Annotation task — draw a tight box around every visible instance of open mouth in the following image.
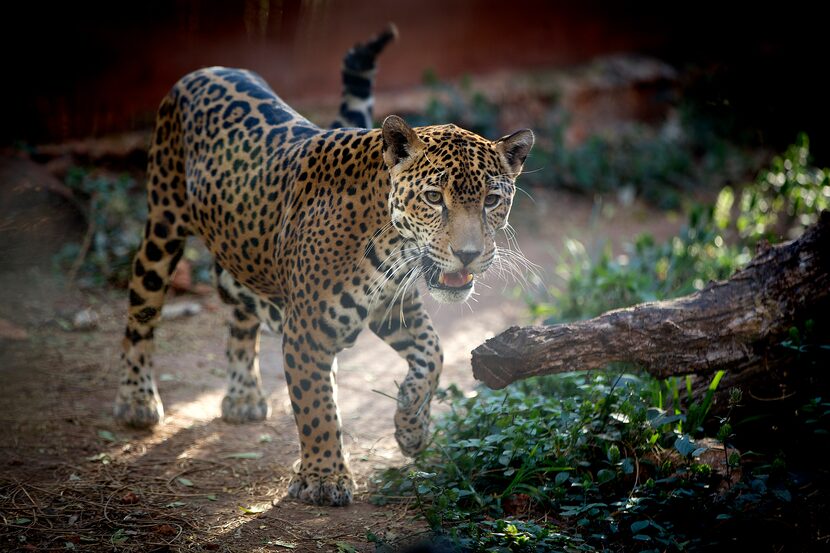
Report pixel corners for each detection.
[427,268,474,290]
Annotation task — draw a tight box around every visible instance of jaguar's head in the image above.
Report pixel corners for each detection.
[382,115,534,303]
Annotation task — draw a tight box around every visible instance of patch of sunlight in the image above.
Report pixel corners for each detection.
[169,389,224,424]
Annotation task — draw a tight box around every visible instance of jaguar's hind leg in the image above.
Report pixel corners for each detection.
[215,265,273,423]
[114,93,188,428]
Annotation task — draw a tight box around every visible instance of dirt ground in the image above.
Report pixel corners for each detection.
[0,187,679,552]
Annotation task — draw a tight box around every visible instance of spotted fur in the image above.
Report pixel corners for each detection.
[114,38,533,506]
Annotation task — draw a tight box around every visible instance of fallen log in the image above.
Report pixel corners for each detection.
[472,211,830,390]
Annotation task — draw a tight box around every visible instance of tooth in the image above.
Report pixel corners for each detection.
[465,273,473,284]
[438,273,446,285]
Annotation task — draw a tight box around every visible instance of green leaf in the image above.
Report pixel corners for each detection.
[336,542,358,553]
[111,529,128,544]
[223,452,263,459]
[597,469,616,484]
[630,520,651,534]
[674,435,697,457]
[97,430,117,442]
[772,489,792,502]
[206,494,218,501]
[176,477,194,487]
[691,446,710,457]
[258,434,273,443]
[14,517,31,525]
[165,501,186,508]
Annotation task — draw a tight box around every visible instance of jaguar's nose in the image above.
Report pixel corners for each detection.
[451,247,481,267]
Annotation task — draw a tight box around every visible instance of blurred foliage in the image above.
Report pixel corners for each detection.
[375,137,830,551]
[531,133,829,324]
[409,74,760,209]
[534,205,749,323]
[405,70,501,138]
[732,133,829,244]
[53,168,146,287]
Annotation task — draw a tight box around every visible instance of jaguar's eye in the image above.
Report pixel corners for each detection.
[484,194,501,208]
[423,190,443,205]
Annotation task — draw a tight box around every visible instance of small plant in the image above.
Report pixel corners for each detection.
[530,204,750,324]
[53,168,146,287]
[733,133,829,244]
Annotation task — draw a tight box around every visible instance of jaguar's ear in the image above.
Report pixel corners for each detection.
[495,129,534,176]
[382,115,425,169]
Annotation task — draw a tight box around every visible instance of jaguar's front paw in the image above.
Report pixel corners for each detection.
[114,392,163,428]
[394,406,431,457]
[221,393,270,423]
[287,469,354,506]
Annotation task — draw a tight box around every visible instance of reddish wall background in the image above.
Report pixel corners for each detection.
[3,0,827,158]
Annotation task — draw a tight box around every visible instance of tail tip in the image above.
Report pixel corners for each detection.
[383,22,399,42]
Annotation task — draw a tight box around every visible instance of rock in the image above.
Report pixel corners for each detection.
[72,308,99,330]
[561,55,678,147]
[162,301,202,320]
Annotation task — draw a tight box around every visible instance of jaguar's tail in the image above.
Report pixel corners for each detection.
[331,23,398,129]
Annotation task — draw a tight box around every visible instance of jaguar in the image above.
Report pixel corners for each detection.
[114,26,533,505]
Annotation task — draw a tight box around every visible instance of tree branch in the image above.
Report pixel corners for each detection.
[472,211,830,389]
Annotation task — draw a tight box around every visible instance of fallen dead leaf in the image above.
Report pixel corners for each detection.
[155,524,177,536]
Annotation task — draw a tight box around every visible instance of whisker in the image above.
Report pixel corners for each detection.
[380,264,421,327]
[397,266,423,326]
[359,221,395,263]
[514,184,536,203]
[367,246,423,307]
[366,250,418,293]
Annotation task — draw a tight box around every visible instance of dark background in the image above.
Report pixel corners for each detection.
[2,0,827,160]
